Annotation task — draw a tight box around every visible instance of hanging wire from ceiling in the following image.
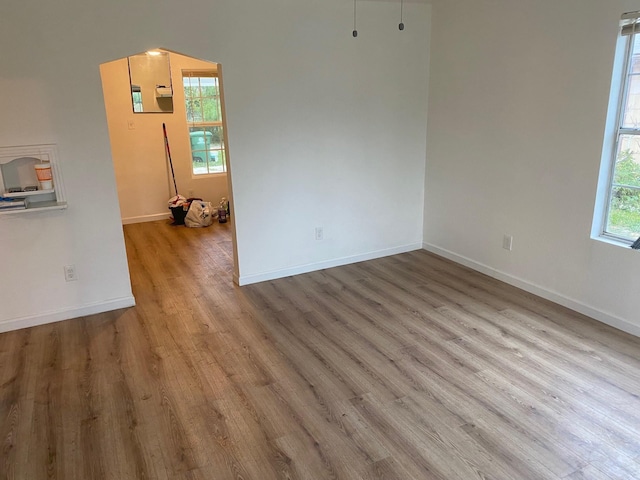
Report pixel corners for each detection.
[352,0,406,37]
[353,0,358,37]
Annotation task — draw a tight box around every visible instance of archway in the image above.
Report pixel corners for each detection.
[100,48,239,282]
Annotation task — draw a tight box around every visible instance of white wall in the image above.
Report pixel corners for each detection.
[227,2,431,284]
[424,0,640,334]
[101,52,228,224]
[0,0,430,331]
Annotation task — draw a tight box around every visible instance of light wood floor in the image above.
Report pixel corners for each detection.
[2,220,640,479]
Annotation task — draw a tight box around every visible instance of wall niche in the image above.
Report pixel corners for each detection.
[0,144,67,214]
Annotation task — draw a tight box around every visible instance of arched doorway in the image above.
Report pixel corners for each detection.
[100,48,239,284]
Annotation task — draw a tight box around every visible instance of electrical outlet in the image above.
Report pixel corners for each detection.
[127,120,135,130]
[503,234,513,251]
[64,264,77,282]
[315,227,324,241]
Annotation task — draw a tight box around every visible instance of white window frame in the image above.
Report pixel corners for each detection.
[595,13,640,244]
[182,70,226,176]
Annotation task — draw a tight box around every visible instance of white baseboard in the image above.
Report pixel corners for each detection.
[122,213,171,225]
[423,242,640,338]
[0,295,136,334]
[238,242,423,286]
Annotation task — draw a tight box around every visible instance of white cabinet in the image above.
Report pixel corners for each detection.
[0,144,67,215]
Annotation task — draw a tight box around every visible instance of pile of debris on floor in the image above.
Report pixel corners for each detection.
[168,195,229,227]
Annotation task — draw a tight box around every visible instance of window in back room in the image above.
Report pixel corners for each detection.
[183,71,227,176]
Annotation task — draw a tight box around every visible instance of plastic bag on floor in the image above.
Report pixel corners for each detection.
[185,200,214,228]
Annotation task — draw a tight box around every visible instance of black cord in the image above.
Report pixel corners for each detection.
[399,0,405,30]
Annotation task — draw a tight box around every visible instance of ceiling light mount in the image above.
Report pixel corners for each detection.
[353,0,358,37]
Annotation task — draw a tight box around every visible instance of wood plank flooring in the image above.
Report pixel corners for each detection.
[2,219,640,479]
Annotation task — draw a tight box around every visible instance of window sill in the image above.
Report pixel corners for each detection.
[192,172,227,179]
[591,233,634,249]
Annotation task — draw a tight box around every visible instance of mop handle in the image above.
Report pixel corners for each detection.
[162,123,179,196]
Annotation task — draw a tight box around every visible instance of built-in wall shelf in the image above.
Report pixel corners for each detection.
[0,201,68,216]
[2,188,55,198]
[0,144,66,217]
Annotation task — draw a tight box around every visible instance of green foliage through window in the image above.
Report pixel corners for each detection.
[607,149,640,239]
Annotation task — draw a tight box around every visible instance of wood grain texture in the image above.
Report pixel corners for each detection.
[2,219,640,479]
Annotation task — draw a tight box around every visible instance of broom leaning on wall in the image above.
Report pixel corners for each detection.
[163,123,188,225]
[163,123,179,197]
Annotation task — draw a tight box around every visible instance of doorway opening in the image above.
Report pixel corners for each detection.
[99,48,239,284]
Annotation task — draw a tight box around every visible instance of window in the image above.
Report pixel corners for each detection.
[183,71,226,175]
[131,85,143,113]
[602,13,640,242]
